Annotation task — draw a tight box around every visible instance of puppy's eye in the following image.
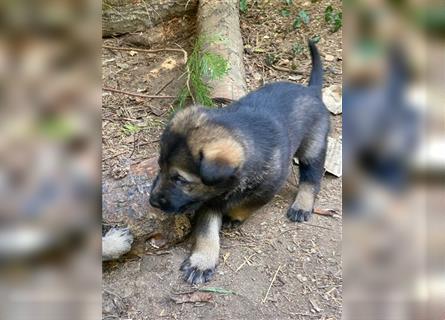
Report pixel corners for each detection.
[171,174,189,185]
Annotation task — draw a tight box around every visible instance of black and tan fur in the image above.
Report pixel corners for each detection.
[150,41,330,284]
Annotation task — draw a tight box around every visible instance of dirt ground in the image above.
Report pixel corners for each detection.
[102,1,342,319]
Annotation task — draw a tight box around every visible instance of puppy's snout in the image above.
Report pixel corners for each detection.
[149,193,168,209]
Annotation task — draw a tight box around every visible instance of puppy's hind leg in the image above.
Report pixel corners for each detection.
[287,136,327,223]
[180,209,222,284]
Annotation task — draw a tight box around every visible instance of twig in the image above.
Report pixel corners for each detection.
[103,45,188,63]
[185,65,195,104]
[212,97,234,105]
[103,87,176,99]
[103,150,127,162]
[271,65,304,75]
[138,139,160,147]
[278,227,300,237]
[154,76,177,95]
[103,288,123,300]
[129,131,138,159]
[262,264,282,303]
[221,242,256,249]
[304,223,333,231]
[235,253,256,272]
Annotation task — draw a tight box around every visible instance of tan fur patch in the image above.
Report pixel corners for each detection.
[293,183,315,212]
[227,204,259,222]
[172,167,201,183]
[201,138,244,167]
[168,105,245,168]
[190,213,221,270]
[186,123,245,168]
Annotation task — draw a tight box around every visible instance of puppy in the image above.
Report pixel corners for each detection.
[150,41,330,284]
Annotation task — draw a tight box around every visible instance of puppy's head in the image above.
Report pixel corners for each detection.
[149,106,245,214]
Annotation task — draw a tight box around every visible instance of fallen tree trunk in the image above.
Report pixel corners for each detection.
[197,0,248,100]
[102,0,198,37]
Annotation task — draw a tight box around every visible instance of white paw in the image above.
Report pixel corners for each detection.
[102,227,134,261]
[180,253,218,284]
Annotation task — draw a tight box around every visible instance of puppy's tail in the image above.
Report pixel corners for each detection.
[308,40,323,96]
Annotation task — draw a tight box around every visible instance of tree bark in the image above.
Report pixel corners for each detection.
[102,0,198,37]
[197,0,248,100]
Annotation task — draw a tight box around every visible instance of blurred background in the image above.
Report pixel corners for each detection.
[343,0,445,319]
[0,0,101,319]
[0,0,443,319]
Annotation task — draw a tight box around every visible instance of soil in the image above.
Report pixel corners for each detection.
[102,1,342,319]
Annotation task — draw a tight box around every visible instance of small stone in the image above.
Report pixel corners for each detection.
[324,54,335,62]
[297,274,308,282]
[288,75,303,81]
[111,165,128,180]
[116,62,129,69]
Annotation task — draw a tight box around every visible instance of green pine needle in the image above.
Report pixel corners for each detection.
[176,36,229,108]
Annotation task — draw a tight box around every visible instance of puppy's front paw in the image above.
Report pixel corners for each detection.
[180,254,216,284]
[222,215,243,229]
[287,207,312,223]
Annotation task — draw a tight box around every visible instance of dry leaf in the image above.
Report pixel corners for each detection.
[313,207,340,217]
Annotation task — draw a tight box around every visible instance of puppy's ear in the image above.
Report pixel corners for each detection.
[199,139,244,186]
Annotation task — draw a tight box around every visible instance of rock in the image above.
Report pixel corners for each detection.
[253,72,262,81]
[102,156,192,255]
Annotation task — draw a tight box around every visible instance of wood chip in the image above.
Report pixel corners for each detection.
[323,84,342,115]
[325,137,342,177]
[293,137,342,177]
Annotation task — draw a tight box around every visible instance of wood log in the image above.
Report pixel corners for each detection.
[196,0,248,100]
[102,0,198,37]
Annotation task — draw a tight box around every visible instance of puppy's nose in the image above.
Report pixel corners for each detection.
[149,195,160,208]
[149,194,167,208]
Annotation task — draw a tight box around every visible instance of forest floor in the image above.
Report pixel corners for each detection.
[102,0,342,319]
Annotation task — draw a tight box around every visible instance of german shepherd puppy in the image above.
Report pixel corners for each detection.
[150,41,330,284]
